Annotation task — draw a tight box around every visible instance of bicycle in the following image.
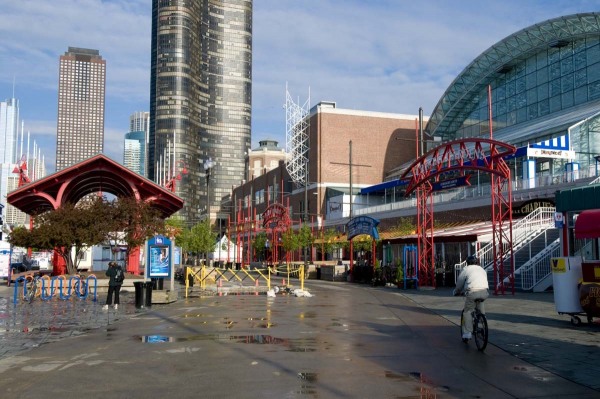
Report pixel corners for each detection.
[460,298,488,351]
[24,275,40,304]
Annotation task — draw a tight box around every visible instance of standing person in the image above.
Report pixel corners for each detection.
[103,261,124,310]
[453,255,489,340]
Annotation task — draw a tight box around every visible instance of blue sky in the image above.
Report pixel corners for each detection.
[1,0,598,173]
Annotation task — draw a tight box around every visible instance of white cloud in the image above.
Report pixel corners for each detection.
[2,0,599,166]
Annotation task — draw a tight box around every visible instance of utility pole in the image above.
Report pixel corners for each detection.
[349,140,353,220]
[304,159,309,265]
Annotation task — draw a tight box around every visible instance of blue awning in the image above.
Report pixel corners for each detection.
[360,179,407,195]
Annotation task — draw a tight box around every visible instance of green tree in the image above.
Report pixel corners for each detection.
[298,224,313,263]
[297,224,313,250]
[167,216,188,264]
[353,235,373,252]
[107,197,167,269]
[281,228,299,263]
[321,228,339,259]
[186,221,217,264]
[8,197,116,275]
[252,232,268,261]
[394,217,416,236]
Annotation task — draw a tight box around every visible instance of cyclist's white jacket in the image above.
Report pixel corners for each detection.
[455,265,489,293]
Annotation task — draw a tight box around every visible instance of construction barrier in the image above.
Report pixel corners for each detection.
[185,263,305,297]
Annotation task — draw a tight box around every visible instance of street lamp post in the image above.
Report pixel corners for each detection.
[265,239,270,264]
[203,158,214,266]
[203,158,214,222]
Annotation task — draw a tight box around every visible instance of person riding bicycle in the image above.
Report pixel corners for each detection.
[453,255,489,340]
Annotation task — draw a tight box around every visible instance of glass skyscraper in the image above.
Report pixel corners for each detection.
[0,98,19,165]
[55,47,106,171]
[150,0,252,226]
[124,131,146,177]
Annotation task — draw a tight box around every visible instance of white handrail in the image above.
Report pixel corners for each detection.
[520,239,561,290]
[454,206,555,281]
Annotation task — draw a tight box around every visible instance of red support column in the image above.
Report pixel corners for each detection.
[417,181,435,287]
[128,247,141,275]
[491,159,514,295]
[52,249,67,276]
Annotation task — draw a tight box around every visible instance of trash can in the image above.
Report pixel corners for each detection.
[134,281,153,309]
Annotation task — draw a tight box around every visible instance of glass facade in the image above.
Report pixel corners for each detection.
[124,131,146,176]
[425,13,600,186]
[427,14,600,140]
[448,37,600,140]
[150,0,252,225]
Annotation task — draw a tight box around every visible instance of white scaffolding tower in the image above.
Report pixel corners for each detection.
[285,86,310,186]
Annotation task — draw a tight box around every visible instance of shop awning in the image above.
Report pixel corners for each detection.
[575,209,600,239]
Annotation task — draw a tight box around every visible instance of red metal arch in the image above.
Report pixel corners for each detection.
[7,154,184,275]
[402,138,516,195]
[400,138,516,293]
[262,203,292,266]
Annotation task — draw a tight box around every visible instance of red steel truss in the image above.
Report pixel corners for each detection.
[401,138,516,291]
[417,182,434,287]
[490,145,515,295]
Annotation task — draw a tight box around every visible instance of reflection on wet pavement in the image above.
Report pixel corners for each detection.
[0,293,135,358]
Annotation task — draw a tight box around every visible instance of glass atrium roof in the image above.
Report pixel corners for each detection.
[426,13,600,141]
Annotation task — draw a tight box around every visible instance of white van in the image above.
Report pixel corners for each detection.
[36,258,51,271]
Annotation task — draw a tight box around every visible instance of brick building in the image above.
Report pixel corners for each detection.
[222,102,422,260]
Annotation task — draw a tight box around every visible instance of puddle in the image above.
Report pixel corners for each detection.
[136,334,317,352]
[139,335,174,343]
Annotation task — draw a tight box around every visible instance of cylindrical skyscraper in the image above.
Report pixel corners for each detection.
[149,0,252,226]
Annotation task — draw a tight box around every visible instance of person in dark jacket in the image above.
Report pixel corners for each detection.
[103,261,124,310]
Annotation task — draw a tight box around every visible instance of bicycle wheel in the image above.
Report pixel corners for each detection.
[25,280,37,303]
[473,312,488,351]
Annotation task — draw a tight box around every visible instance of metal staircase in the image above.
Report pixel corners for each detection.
[508,228,560,291]
[454,206,556,291]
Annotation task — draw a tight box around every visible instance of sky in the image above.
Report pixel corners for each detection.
[1,0,599,174]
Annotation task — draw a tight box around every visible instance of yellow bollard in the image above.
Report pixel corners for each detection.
[185,267,189,298]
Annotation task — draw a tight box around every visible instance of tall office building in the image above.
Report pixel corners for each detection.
[123,131,145,176]
[130,111,149,135]
[150,0,252,225]
[123,112,149,177]
[0,98,19,232]
[0,99,47,230]
[55,47,106,171]
[0,98,19,165]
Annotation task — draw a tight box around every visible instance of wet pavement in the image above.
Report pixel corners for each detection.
[0,280,598,398]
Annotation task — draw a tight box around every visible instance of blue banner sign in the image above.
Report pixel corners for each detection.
[346,216,380,240]
[432,175,471,192]
[147,235,172,278]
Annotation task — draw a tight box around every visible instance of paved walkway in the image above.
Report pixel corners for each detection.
[0,281,598,398]
[400,287,600,390]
